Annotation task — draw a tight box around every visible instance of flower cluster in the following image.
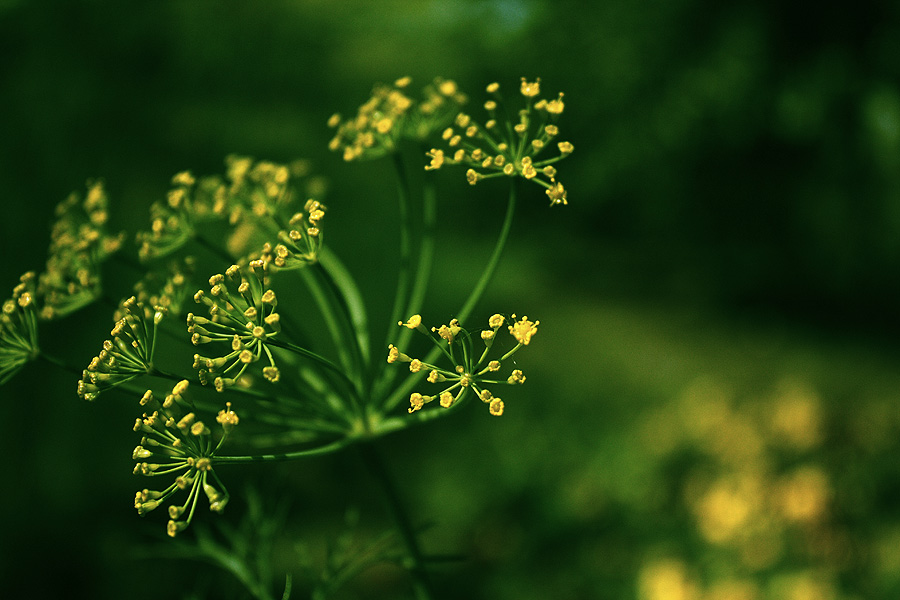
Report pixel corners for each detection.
[189,261,282,391]
[132,380,238,537]
[424,78,573,205]
[121,256,196,321]
[0,272,39,384]
[387,313,538,416]
[137,171,228,261]
[255,198,326,270]
[328,76,467,161]
[39,181,125,318]
[222,157,329,265]
[77,296,164,401]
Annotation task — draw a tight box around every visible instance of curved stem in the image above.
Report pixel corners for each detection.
[311,259,366,390]
[150,367,190,383]
[266,338,362,413]
[381,180,518,413]
[298,267,357,386]
[359,441,433,600]
[318,249,370,367]
[455,179,518,324]
[194,233,236,265]
[38,351,82,377]
[371,168,438,402]
[213,435,354,464]
[383,152,414,351]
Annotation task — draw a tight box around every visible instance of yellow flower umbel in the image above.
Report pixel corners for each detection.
[328,76,467,161]
[137,170,229,261]
[78,296,165,401]
[255,198,327,270]
[132,381,237,537]
[122,256,196,321]
[188,261,282,391]
[0,272,40,385]
[223,156,326,231]
[38,181,125,319]
[424,77,573,205]
[387,313,538,416]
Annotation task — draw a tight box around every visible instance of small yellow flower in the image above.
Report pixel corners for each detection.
[408,392,431,413]
[545,181,567,205]
[520,78,541,97]
[399,314,423,329]
[508,369,526,384]
[425,149,445,170]
[489,398,505,416]
[433,318,461,343]
[545,93,565,115]
[440,391,455,408]
[508,315,539,345]
[387,344,411,363]
[216,402,239,433]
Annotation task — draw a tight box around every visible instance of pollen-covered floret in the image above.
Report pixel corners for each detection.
[387,313,537,416]
[132,381,237,537]
[188,261,282,391]
[424,78,573,205]
[508,314,539,346]
[0,272,40,385]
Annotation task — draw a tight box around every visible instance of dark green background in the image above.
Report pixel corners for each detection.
[2,1,900,599]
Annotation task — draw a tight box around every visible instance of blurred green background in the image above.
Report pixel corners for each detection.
[2,1,900,598]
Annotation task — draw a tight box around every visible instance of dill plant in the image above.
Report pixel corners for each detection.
[1,76,573,599]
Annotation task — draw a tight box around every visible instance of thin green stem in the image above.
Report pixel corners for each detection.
[359,441,433,600]
[312,259,366,388]
[456,180,518,324]
[381,180,518,413]
[384,152,414,352]
[298,267,358,386]
[371,168,438,402]
[150,367,190,383]
[38,351,82,377]
[318,249,370,367]
[266,338,360,406]
[213,436,354,464]
[194,233,236,265]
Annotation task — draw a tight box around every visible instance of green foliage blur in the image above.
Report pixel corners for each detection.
[2,1,900,599]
